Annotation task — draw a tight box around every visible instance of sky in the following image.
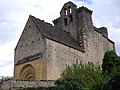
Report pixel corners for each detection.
[0,0,120,77]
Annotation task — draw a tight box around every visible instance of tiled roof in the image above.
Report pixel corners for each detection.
[30,15,84,51]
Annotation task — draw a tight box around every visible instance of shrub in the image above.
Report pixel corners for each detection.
[55,62,108,90]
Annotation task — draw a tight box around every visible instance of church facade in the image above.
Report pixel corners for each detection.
[14,1,114,80]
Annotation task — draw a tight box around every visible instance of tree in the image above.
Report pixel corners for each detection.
[102,50,119,74]
[101,50,120,90]
[104,74,120,90]
[0,76,12,81]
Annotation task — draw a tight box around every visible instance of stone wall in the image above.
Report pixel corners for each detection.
[14,59,47,80]
[46,29,114,80]
[14,17,46,63]
[0,80,54,90]
[46,39,84,80]
[14,16,47,80]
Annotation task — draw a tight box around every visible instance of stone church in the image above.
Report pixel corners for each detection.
[14,1,114,80]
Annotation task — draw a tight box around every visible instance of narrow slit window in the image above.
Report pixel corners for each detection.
[68,6,72,13]
[69,15,73,22]
[64,18,67,26]
[76,59,79,65]
[64,8,67,15]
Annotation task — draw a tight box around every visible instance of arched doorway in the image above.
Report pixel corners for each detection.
[20,64,36,80]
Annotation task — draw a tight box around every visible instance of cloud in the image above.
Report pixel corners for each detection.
[74,0,92,4]
[0,61,12,67]
[0,64,14,77]
[0,40,16,76]
[0,0,120,76]
[90,0,120,55]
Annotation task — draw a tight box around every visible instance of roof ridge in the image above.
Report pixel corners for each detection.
[30,15,53,27]
[30,15,47,38]
[30,15,84,51]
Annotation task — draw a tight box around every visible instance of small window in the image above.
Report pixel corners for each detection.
[69,15,73,22]
[64,18,67,26]
[28,25,31,29]
[64,8,67,15]
[32,41,34,43]
[68,6,72,13]
[76,59,79,65]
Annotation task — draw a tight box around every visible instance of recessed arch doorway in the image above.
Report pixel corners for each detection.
[20,64,36,80]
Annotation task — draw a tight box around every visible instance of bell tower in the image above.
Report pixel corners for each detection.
[53,1,78,41]
[53,1,93,49]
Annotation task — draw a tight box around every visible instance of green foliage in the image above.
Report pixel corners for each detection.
[55,78,82,90]
[55,62,109,90]
[104,74,120,90]
[101,50,120,90]
[102,50,119,74]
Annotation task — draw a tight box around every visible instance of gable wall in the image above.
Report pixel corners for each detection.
[14,18,47,80]
[14,18,46,63]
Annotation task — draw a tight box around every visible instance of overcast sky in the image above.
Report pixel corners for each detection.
[0,0,120,77]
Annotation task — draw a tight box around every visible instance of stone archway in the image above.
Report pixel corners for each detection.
[20,64,36,80]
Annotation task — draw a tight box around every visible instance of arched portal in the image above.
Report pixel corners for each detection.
[20,64,36,80]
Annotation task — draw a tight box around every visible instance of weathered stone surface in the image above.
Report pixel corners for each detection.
[0,80,54,90]
[14,59,47,80]
[46,34,114,80]
[14,1,114,81]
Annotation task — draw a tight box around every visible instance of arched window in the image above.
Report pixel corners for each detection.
[64,18,67,26]
[69,15,73,22]
[68,6,72,13]
[64,8,67,15]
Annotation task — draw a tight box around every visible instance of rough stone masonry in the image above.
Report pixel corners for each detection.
[0,1,115,90]
[14,1,114,81]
